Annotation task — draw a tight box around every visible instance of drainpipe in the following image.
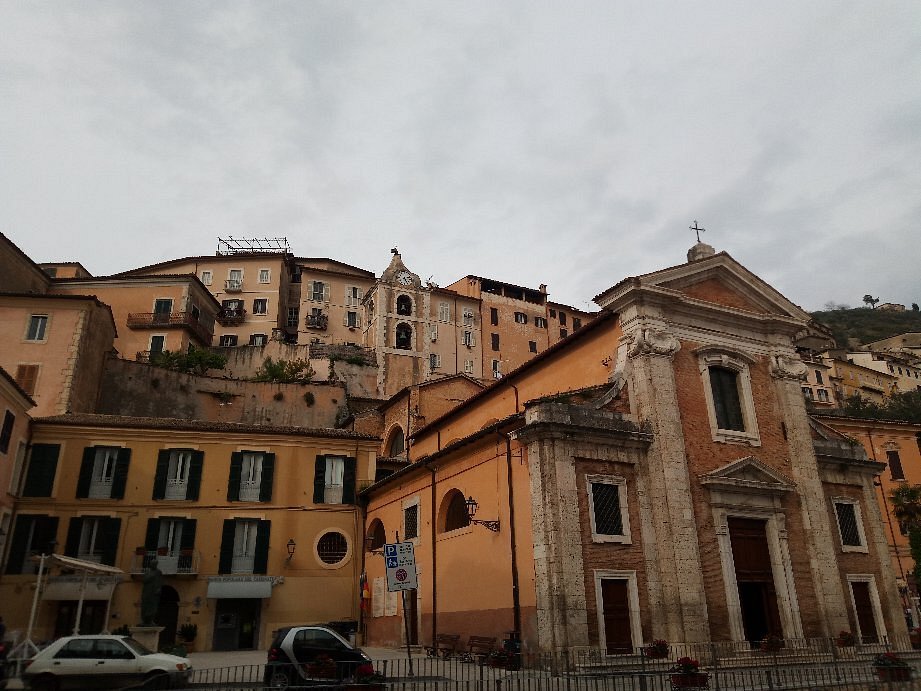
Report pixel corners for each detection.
[499,430,522,638]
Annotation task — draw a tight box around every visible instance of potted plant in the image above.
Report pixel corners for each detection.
[669,657,709,688]
[873,652,912,682]
[345,663,386,691]
[178,623,198,652]
[644,639,670,659]
[835,630,855,647]
[759,634,784,653]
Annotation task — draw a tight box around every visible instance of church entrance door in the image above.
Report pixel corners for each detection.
[600,578,632,654]
[728,517,782,645]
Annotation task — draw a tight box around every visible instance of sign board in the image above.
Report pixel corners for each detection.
[384,542,418,591]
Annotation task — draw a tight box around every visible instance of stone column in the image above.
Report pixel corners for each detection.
[770,354,849,635]
[861,474,906,634]
[625,328,711,642]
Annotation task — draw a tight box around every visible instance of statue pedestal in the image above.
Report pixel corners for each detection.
[129,626,164,652]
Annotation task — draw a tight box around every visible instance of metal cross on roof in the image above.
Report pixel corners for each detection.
[690,220,706,243]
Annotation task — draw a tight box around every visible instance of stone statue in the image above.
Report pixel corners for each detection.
[140,558,162,626]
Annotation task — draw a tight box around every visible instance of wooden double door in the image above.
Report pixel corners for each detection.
[728,517,783,645]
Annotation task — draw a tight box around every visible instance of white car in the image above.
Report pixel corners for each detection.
[21,635,191,690]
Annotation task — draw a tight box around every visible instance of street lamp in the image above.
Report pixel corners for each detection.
[465,495,500,532]
[286,539,296,561]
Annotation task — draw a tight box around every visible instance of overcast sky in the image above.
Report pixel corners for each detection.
[2,3,919,312]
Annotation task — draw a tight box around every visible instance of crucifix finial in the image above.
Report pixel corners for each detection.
[391,247,399,255]
[690,220,706,243]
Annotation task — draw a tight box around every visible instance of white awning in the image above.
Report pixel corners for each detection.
[34,554,124,575]
[43,575,121,601]
[206,577,274,599]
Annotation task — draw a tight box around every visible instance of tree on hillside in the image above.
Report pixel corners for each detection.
[913,303,919,312]
[842,391,921,424]
[863,294,880,309]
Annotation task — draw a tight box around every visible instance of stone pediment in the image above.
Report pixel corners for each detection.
[700,456,796,494]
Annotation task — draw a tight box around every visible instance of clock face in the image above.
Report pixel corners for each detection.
[396,270,413,285]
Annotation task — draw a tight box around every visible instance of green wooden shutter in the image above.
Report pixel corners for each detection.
[259,453,275,502]
[181,519,197,551]
[100,518,121,565]
[76,447,95,498]
[145,519,160,550]
[253,520,271,575]
[342,456,357,505]
[111,448,131,499]
[5,516,33,574]
[152,451,169,500]
[187,451,204,500]
[218,519,235,574]
[34,516,59,559]
[313,455,326,504]
[64,518,83,557]
[22,444,60,497]
[227,452,243,501]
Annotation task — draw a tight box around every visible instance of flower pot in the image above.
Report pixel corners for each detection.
[669,672,710,688]
[875,667,911,682]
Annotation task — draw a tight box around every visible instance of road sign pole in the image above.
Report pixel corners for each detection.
[396,532,415,677]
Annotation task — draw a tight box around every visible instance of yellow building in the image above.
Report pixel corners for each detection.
[0,366,35,568]
[823,354,899,404]
[2,414,379,650]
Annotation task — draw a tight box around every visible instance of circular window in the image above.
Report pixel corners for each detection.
[317,531,349,565]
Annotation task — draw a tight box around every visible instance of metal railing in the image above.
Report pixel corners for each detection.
[306,313,329,330]
[126,311,214,344]
[217,307,247,325]
[129,549,200,575]
[225,279,243,291]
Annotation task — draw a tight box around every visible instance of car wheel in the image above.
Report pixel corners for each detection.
[266,666,293,688]
[30,675,59,691]
[144,670,170,689]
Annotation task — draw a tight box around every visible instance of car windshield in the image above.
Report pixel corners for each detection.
[122,637,154,656]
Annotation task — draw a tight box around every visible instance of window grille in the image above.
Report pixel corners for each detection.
[404,504,419,539]
[591,482,623,535]
[317,531,349,564]
[835,502,862,547]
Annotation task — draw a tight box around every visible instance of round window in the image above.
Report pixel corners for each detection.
[317,531,349,565]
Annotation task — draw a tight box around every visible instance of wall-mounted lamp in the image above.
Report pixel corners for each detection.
[465,496,500,532]
[286,539,296,561]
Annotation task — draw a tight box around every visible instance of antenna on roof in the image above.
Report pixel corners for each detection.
[217,237,291,256]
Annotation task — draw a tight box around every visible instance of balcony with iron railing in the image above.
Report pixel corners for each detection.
[126,311,214,345]
[305,313,328,330]
[239,480,261,502]
[88,478,113,499]
[224,279,243,292]
[165,478,189,500]
[231,554,255,573]
[130,549,200,576]
[217,307,247,326]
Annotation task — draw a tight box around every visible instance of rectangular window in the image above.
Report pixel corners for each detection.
[239,452,264,501]
[0,410,14,454]
[549,309,556,318]
[464,359,474,374]
[429,323,438,341]
[709,367,745,431]
[887,450,905,481]
[802,386,814,400]
[149,335,165,356]
[463,309,475,326]
[560,328,568,339]
[232,519,259,573]
[252,299,268,314]
[404,503,419,540]
[491,333,500,351]
[25,315,48,341]
[324,456,345,504]
[587,476,631,543]
[200,270,212,285]
[259,269,271,284]
[311,281,327,302]
[89,447,119,499]
[559,312,567,326]
[346,285,361,307]
[219,335,238,347]
[817,389,829,402]
[346,311,359,328]
[529,341,537,353]
[78,518,105,562]
[462,331,475,347]
[10,371,39,414]
[834,499,867,551]
[573,317,582,330]
[535,316,547,328]
[430,353,441,370]
[490,308,499,326]
[514,312,527,324]
[492,359,502,379]
[5,515,58,574]
[153,299,172,321]
[439,302,450,322]
[249,333,267,346]
[286,307,299,328]
[815,370,824,385]
[165,449,192,500]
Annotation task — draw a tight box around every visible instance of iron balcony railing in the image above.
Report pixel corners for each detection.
[129,549,200,575]
[126,311,214,344]
[217,307,247,325]
[224,279,243,292]
[305,313,329,330]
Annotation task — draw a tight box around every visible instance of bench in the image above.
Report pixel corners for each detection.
[462,636,498,663]
[425,633,461,659]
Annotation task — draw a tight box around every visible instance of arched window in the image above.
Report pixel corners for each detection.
[440,489,470,533]
[388,427,405,456]
[396,295,413,316]
[367,519,386,551]
[395,323,412,350]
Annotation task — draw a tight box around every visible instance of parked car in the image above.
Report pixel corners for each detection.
[21,634,191,690]
[264,625,372,688]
